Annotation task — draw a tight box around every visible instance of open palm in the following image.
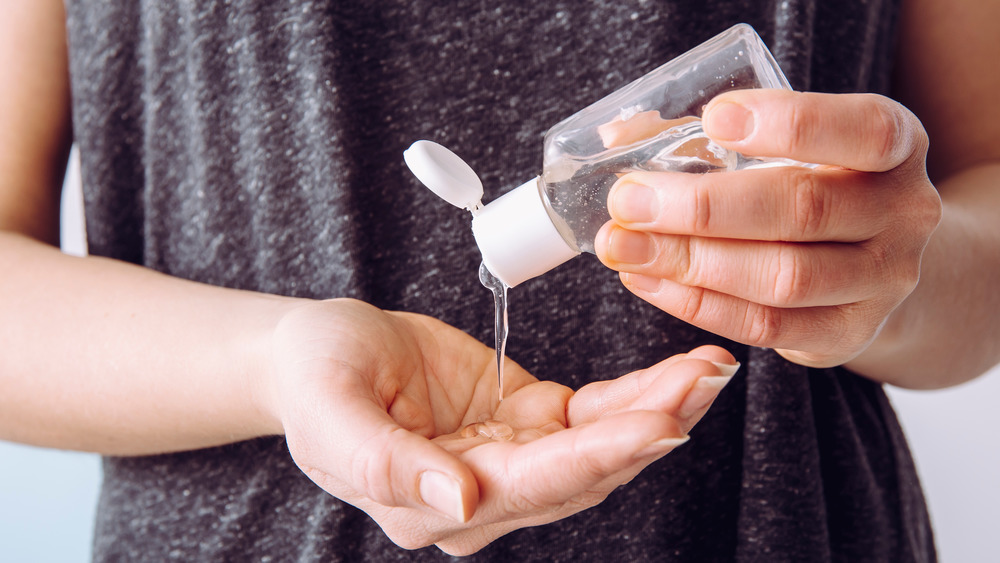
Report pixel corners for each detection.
[263,299,735,555]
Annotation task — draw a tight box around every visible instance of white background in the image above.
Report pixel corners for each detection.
[1,149,997,562]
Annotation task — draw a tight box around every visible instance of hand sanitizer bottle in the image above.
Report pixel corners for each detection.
[405,24,803,288]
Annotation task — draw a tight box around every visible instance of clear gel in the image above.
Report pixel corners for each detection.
[460,418,515,441]
[479,262,509,401]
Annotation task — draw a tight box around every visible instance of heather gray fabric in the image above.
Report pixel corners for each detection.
[65,1,934,561]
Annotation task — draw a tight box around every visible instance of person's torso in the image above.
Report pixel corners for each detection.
[65,1,933,561]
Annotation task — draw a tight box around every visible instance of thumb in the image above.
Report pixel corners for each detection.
[286,384,479,523]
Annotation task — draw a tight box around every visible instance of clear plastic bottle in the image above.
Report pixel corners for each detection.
[405,24,802,287]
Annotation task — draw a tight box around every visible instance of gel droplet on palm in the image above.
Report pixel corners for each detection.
[460,419,515,441]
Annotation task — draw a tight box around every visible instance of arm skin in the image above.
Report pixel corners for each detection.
[0,0,738,554]
[596,0,1000,389]
[862,0,1000,387]
[0,0,290,454]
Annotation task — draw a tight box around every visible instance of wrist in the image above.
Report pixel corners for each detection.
[240,295,313,438]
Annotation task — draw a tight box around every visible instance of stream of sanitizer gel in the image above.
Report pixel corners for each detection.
[455,263,515,442]
[478,262,509,402]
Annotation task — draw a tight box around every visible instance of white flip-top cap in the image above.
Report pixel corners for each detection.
[404,140,579,288]
[472,177,579,288]
[404,140,484,212]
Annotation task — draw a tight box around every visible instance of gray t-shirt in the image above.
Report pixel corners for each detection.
[65,0,934,560]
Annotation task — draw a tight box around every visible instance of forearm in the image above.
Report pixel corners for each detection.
[0,233,301,454]
[846,162,1000,388]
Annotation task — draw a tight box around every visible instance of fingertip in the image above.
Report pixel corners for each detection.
[633,434,691,460]
[362,425,479,522]
[620,272,663,294]
[455,472,479,523]
[417,467,479,523]
[608,178,659,224]
[631,411,688,454]
[417,470,464,522]
[703,99,755,143]
[677,371,734,420]
[593,221,615,265]
[684,345,738,368]
[710,361,741,379]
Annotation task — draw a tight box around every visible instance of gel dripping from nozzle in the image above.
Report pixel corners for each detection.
[479,261,508,402]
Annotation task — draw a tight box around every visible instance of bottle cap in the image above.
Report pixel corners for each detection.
[404,141,579,288]
[472,177,579,288]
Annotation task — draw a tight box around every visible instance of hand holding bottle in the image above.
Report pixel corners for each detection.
[596,89,942,370]
[259,299,737,555]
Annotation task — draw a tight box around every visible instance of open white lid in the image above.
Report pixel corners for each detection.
[404,140,484,213]
[404,141,579,287]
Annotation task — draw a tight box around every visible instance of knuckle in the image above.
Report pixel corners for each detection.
[907,119,930,163]
[864,244,897,294]
[742,303,782,347]
[874,107,901,165]
[676,236,699,285]
[892,251,922,298]
[690,178,714,235]
[818,309,860,360]
[675,284,708,322]
[866,96,910,169]
[659,236,698,285]
[785,169,829,240]
[502,486,548,516]
[866,239,920,301]
[913,185,943,233]
[353,428,404,507]
[496,454,550,517]
[779,101,811,156]
[770,246,812,306]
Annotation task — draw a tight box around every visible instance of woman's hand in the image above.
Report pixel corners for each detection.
[596,90,942,370]
[257,299,736,555]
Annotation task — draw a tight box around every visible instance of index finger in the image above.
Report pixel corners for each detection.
[702,90,928,173]
[565,346,736,426]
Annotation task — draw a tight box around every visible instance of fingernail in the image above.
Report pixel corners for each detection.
[607,228,653,265]
[611,182,658,223]
[622,273,662,293]
[704,101,754,142]
[710,361,742,379]
[418,471,468,523]
[634,435,690,459]
[678,374,734,419]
